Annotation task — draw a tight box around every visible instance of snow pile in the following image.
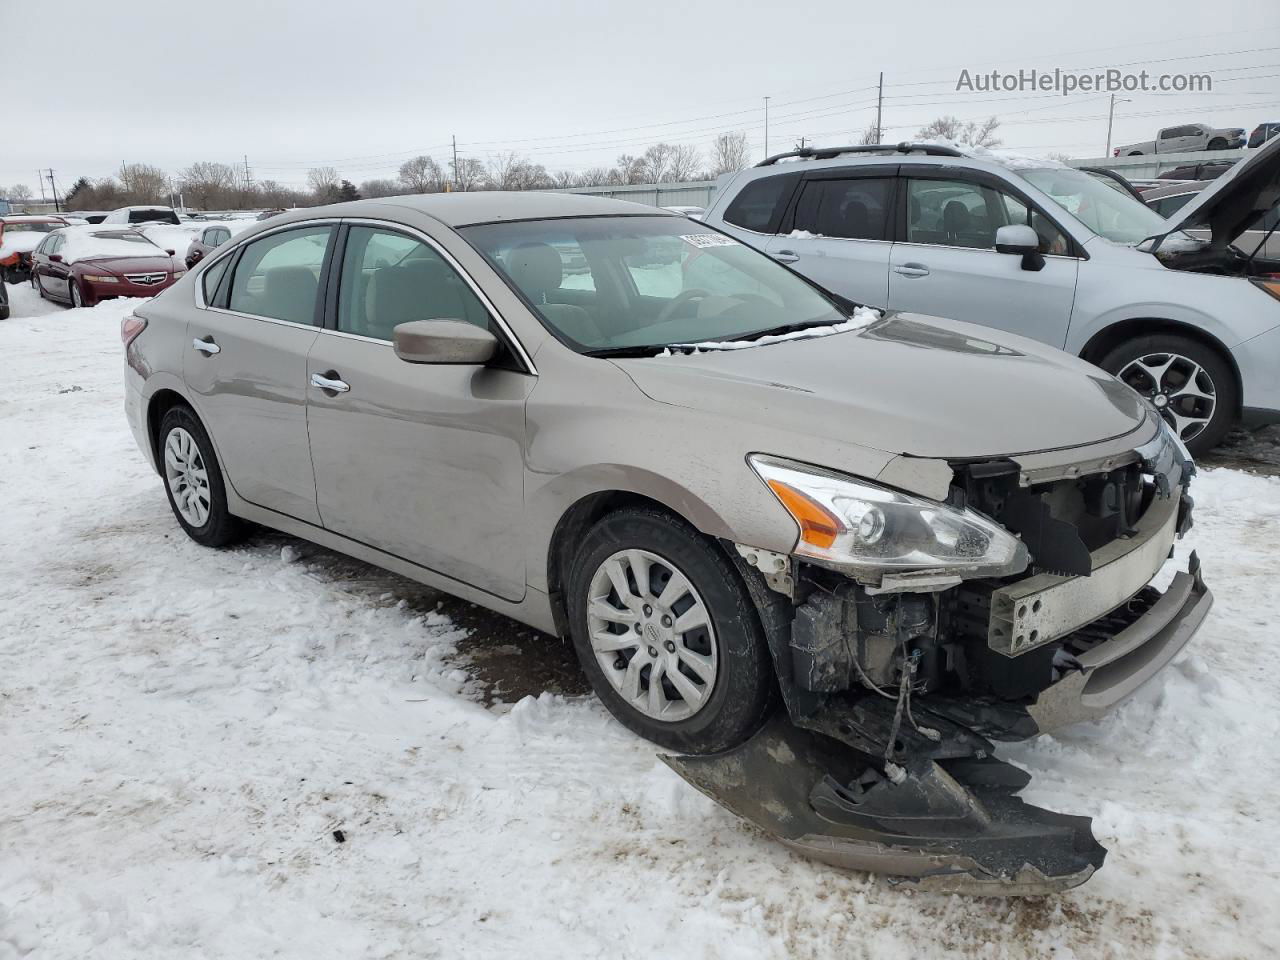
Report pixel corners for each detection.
[0,231,46,258]
[1,287,1279,959]
[661,305,881,353]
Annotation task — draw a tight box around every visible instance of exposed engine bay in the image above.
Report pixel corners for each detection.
[665,425,1212,894]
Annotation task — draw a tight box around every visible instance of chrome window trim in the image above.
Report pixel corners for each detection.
[891,239,1083,261]
[338,216,538,376]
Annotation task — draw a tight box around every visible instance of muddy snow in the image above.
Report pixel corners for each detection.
[1,282,1278,959]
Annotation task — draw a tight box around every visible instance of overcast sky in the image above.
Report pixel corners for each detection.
[4,0,1277,196]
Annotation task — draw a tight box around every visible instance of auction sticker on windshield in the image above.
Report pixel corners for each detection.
[680,234,740,248]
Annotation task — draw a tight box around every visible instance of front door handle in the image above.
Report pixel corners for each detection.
[192,336,220,355]
[772,249,800,263]
[310,372,350,394]
[893,263,930,278]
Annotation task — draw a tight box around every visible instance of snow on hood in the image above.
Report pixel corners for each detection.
[0,232,45,257]
[659,306,880,354]
[55,227,170,265]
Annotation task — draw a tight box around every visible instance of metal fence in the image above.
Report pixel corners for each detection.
[1066,148,1247,179]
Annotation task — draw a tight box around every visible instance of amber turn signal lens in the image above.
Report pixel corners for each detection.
[766,479,842,548]
[1251,279,1280,303]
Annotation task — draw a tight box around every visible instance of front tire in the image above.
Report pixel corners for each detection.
[33,273,45,300]
[157,405,246,548]
[566,507,776,754]
[70,282,86,308]
[1100,333,1238,456]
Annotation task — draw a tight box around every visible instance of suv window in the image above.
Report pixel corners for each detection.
[336,226,489,341]
[792,178,891,240]
[1149,193,1196,218]
[228,226,332,324]
[202,254,232,304]
[722,174,795,233]
[907,179,1069,254]
[128,209,181,225]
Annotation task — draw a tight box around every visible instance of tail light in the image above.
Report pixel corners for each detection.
[1251,278,1280,304]
[120,314,147,346]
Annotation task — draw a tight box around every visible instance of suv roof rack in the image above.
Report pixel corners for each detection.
[755,141,965,167]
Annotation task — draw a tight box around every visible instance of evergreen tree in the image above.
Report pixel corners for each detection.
[336,180,361,202]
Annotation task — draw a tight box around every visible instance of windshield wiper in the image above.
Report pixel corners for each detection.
[724,318,838,342]
[581,345,671,358]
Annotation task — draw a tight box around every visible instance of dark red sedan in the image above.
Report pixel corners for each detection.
[31,226,184,308]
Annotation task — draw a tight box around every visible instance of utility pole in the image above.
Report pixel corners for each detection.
[795,136,808,150]
[763,96,771,158]
[875,72,884,145]
[1104,94,1131,157]
[452,135,459,192]
[37,170,47,203]
[47,170,60,212]
[243,154,253,192]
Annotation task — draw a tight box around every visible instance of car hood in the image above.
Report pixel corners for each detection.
[614,312,1149,460]
[1160,134,1280,248]
[75,255,174,273]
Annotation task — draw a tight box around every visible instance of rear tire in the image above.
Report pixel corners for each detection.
[157,405,247,548]
[1099,333,1237,457]
[33,274,45,300]
[566,507,776,754]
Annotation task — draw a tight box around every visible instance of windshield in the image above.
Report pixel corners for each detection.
[462,216,845,352]
[1022,167,1171,245]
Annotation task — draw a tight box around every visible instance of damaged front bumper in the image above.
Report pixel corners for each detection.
[666,428,1212,894]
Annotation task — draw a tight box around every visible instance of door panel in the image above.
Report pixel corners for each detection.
[183,224,335,524]
[184,313,321,522]
[306,223,532,601]
[306,335,532,600]
[764,175,895,308]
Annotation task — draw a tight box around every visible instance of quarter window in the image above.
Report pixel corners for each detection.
[792,178,891,240]
[336,226,489,342]
[202,255,232,305]
[228,226,333,325]
[722,174,796,233]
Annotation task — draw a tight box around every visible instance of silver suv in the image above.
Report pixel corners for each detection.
[123,192,1209,891]
[702,138,1280,454]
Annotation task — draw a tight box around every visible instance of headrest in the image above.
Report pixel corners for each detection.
[506,242,563,298]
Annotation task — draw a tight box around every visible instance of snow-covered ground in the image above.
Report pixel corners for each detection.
[2,282,1278,959]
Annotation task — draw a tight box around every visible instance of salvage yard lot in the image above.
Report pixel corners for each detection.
[2,284,1279,959]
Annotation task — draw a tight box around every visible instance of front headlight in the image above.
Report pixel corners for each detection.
[81,274,119,284]
[749,455,1028,580]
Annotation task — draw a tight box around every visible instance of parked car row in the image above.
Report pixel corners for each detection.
[702,138,1280,455]
[1115,121,1248,156]
[0,214,76,281]
[29,225,185,307]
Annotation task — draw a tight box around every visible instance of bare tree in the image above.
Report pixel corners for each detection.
[577,167,613,187]
[484,152,552,191]
[668,144,701,182]
[709,132,750,176]
[552,169,580,189]
[118,163,170,203]
[451,157,485,192]
[916,115,1002,148]
[178,162,241,209]
[857,124,880,146]
[7,183,33,202]
[360,178,404,198]
[258,180,303,208]
[307,167,340,202]
[398,155,448,193]
[612,153,647,185]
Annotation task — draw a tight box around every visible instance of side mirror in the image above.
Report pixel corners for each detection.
[165,248,176,256]
[994,224,1045,272]
[49,254,63,263]
[393,319,497,365]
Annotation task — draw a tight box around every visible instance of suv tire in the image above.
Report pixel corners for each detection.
[1100,333,1237,456]
[566,507,776,754]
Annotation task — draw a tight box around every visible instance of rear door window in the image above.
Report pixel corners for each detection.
[228,226,333,324]
[722,174,797,233]
[792,178,891,240]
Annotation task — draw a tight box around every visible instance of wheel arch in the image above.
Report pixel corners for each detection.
[145,388,196,474]
[544,490,731,639]
[1078,317,1243,417]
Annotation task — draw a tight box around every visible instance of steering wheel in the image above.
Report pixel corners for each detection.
[656,288,711,324]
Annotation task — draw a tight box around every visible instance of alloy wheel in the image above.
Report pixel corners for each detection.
[586,548,718,722]
[71,283,83,308]
[163,427,212,527]
[1117,352,1216,443]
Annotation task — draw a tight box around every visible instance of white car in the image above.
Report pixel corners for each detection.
[102,205,182,226]
[701,138,1280,454]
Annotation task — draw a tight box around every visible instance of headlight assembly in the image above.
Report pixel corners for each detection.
[749,455,1028,581]
[81,274,119,284]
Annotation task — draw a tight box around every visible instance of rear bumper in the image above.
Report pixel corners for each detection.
[1027,557,1212,733]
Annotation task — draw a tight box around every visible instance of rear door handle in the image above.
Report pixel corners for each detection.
[192,336,220,355]
[310,372,350,394]
[772,249,800,263]
[893,263,930,278]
